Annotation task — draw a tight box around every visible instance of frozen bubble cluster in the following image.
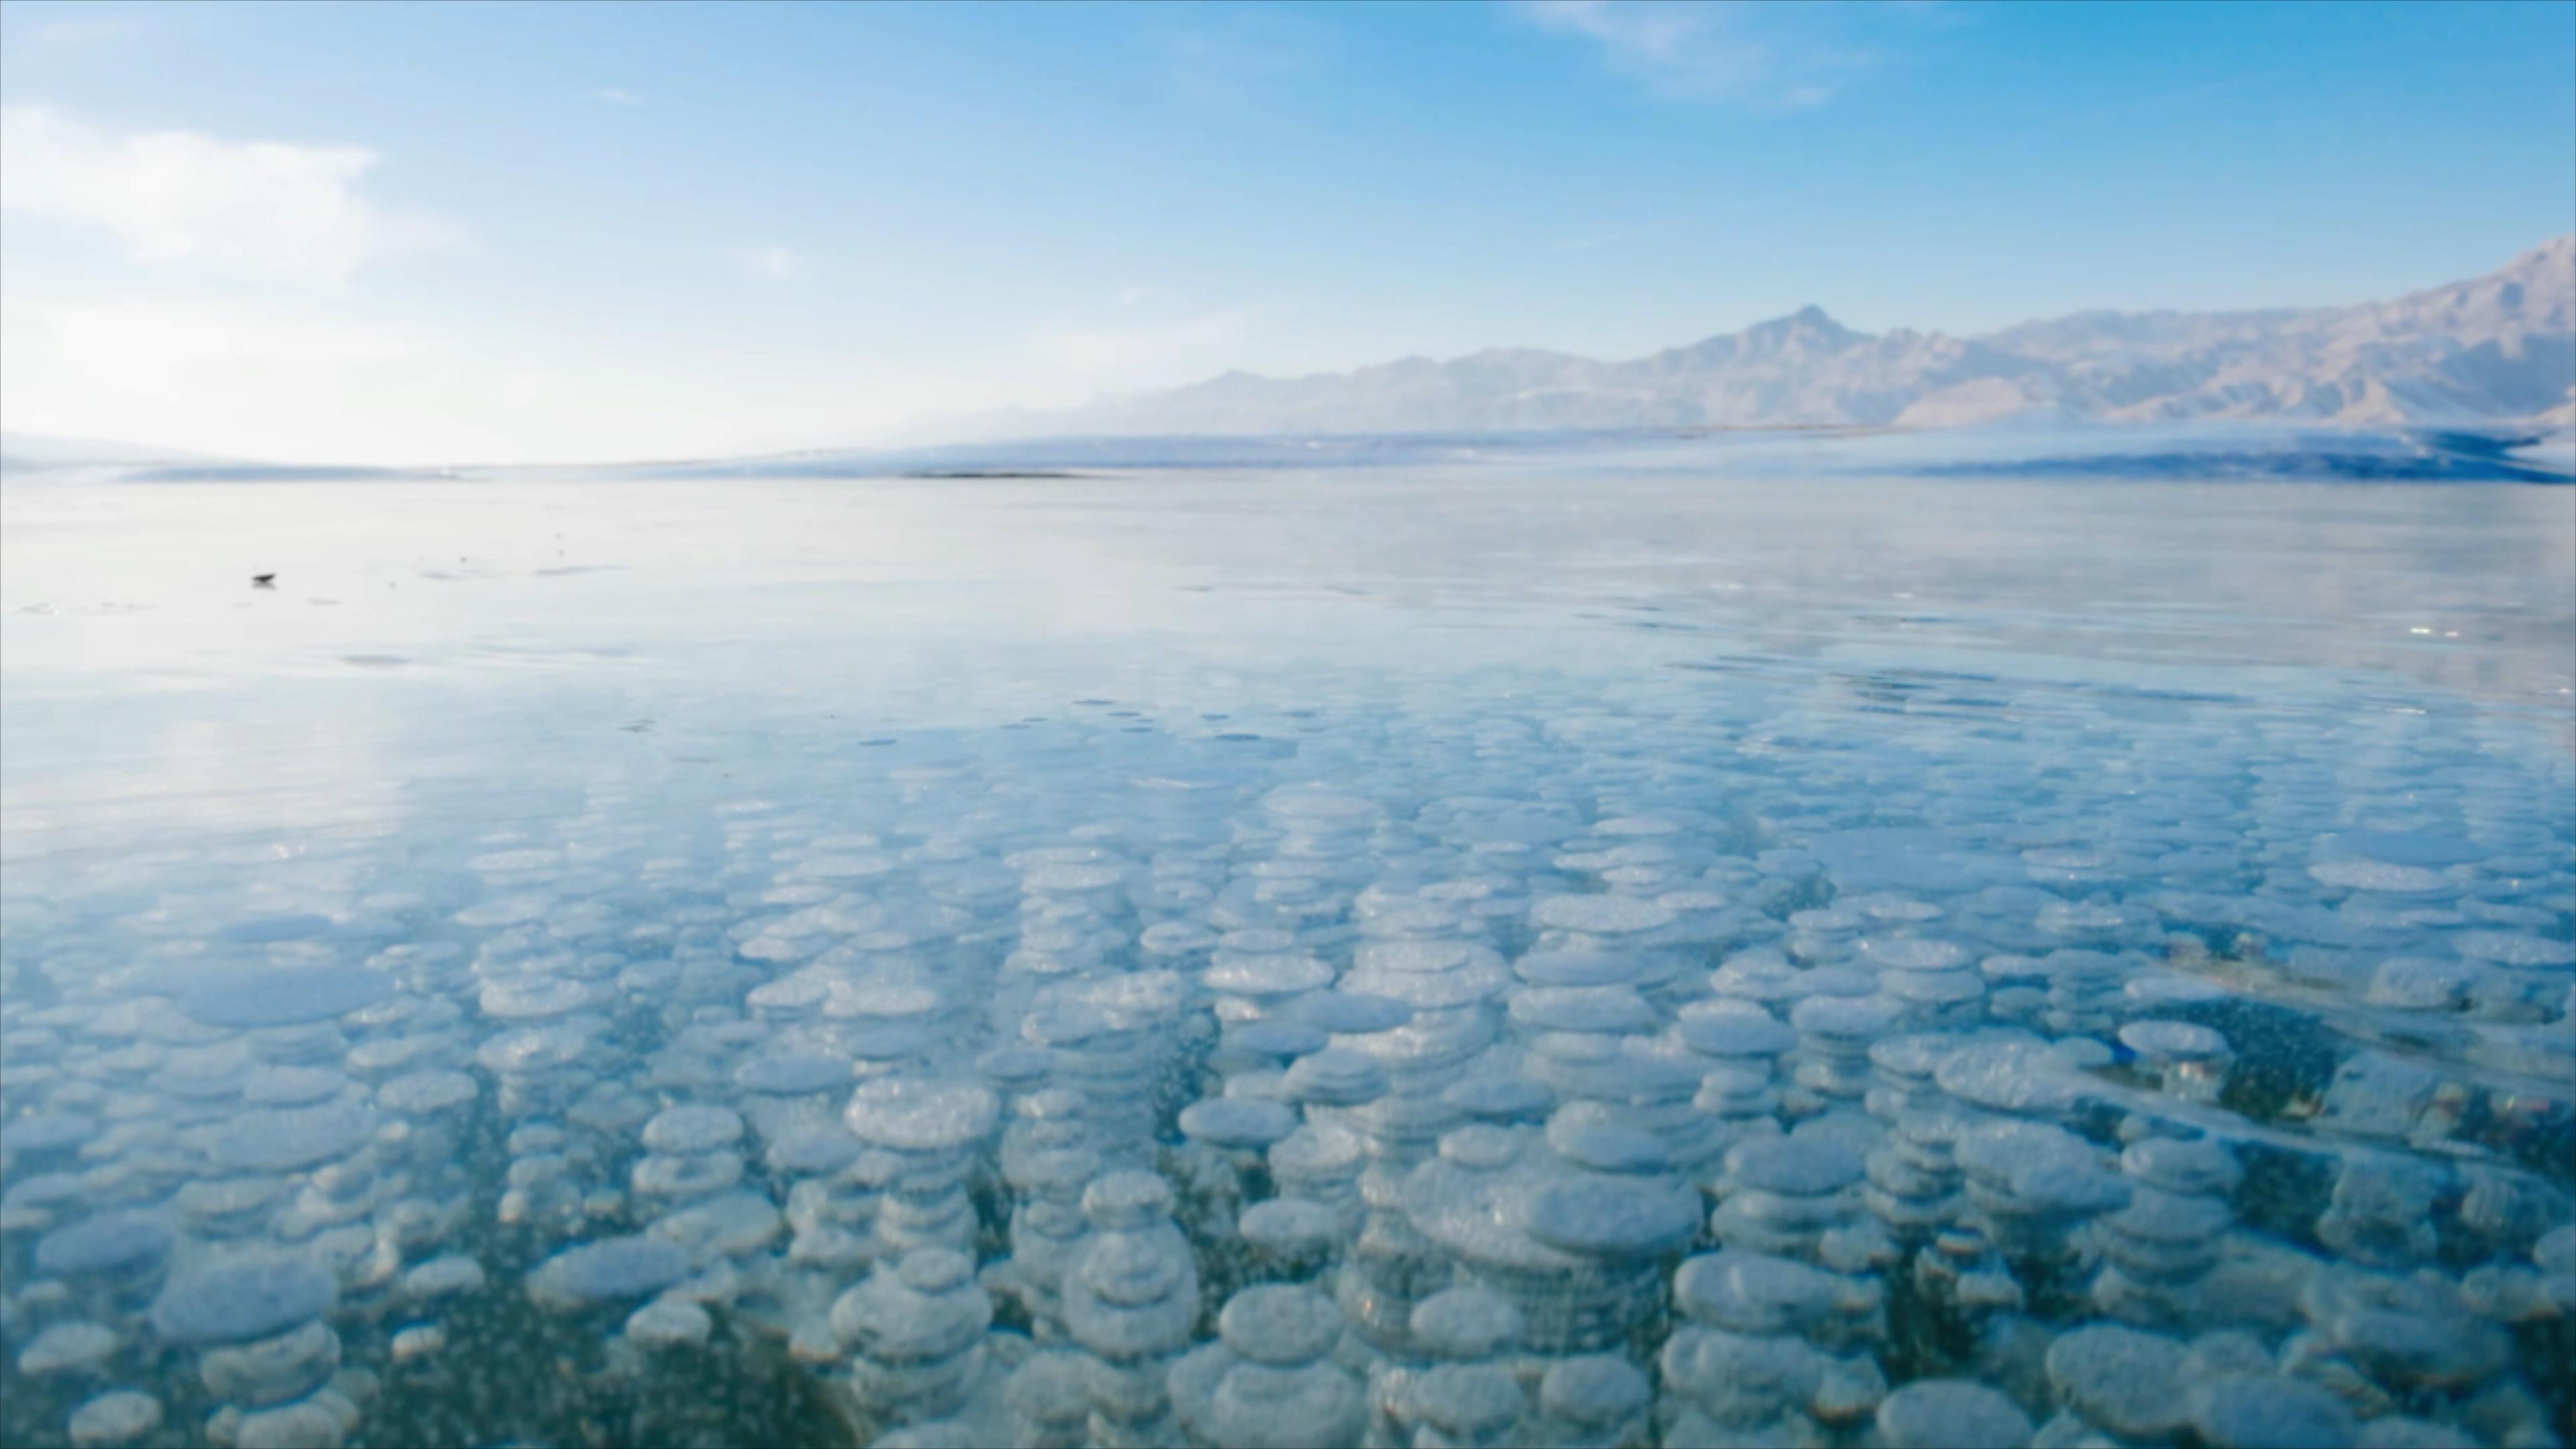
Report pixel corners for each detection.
[3,480,2573,1448]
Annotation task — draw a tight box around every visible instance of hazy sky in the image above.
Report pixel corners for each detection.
[3,0,2571,464]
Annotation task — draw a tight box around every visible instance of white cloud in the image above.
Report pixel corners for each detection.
[586,87,641,105]
[1030,307,1258,384]
[0,291,974,466]
[739,244,798,280]
[2,294,437,458]
[0,105,458,285]
[1514,0,1893,109]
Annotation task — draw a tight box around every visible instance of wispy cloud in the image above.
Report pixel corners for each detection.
[30,11,151,50]
[738,244,798,280]
[1513,0,1917,109]
[0,105,458,286]
[586,87,641,106]
[1150,6,1336,106]
[1554,215,1690,254]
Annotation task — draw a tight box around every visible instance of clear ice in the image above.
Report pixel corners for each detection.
[1,445,2571,1446]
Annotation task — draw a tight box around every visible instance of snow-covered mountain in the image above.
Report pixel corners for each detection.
[947,236,2576,439]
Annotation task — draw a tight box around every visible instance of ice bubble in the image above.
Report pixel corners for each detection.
[651,1190,783,1263]
[238,1066,351,1108]
[1539,1355,1650,1436]
[729,1050,847,1095]
[1,1111,96,1159]
[1707,953,1803,1006]
[68,1390,162,1448]
[1354,939,1489,975]
[1203,951,1336,997]
[178,1176,285,1231]
[1546,1110,1670,1175]
[1792,966,1880,999]
[1442,1077,1555,1124]
[1081,1169,1177,1232]
[1934,1038,2089,1114]
[843,1079,1000,1150]
[210,1102,378,1173]
[1725,1136,1864,1197]
[401,1254,486,1300]
[1874,1379,2033,1449]
[1788,994,1900,1044]
[1962,1121,2129,1209]
[795,852,896,880]
[1232,1019,1330,1057]
[476,975,606,1020]
[1219,1283,1345,1364]
[475,1023,590,1074]
[18,1320,119,1376]
[2309,1269,2508,1387]
[2120,1136,2242,1198]
[1677,1007,1798,1059]
[2117,1020,2229,1063]
[641,1104,745,1154]
[1239,1196,1341,1256]
[1674,1250,1865,1336]
[1263,789,1378,823]
[2364,957,2492,1010]
[1858,937,1970,971]
[1510,985,1658,1036]
[765,1126,863,1175]
[1411,1286,1523,1360]
[1513,949,1644,988]
[35,1211,175,1279]
[1221,928,1300,953]
[2355,1417,2487,1448]
[2455,931,2575,969]
[2308,861,2453,894]
[231,1393,356,1449]
[1880,967,1986,1008]
[178,966,392,1029]
[623,1297,713,1348]
[2044,1323,2188,1439]
[151,1255,337,1346]
[2329,830,2488,868]
[198,1318,339,1407]
[1342,961,1507,1011]
[2184,1375,2359,1449]
[826,981,945,1022]
[631,1150,745,1199]
[1171,1299,1362,1447]
[527,1236,690,1311]
[1517,1175,1699,1258]
[1281,1049,1389,1106]
[1401,1363,1526,1442]
[1531,895,1674,935]
[1293,991,1413,1034]
[1178,1097,1298,1150]
[1438,1124,1527,1173]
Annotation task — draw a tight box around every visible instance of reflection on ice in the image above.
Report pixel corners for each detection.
[1,457,2571,1446]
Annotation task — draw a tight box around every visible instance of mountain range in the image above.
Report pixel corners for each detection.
[935,236,2575,441]
[8,238,2570,472]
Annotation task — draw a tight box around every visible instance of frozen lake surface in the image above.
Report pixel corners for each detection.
[3,434,2572,1447]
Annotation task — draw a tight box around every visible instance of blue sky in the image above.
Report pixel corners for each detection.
[3,0,2571,463]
